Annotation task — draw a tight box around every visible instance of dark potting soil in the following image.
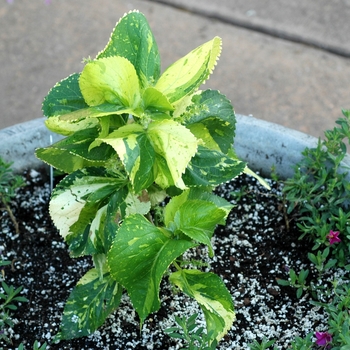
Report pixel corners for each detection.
[0,168,333,349]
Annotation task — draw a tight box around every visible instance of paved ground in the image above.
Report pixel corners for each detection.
[1,0,350,138]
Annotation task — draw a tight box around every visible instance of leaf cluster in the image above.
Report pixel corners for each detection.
[164,313,218,350]
[248,337,277,350]
[283,109,350,266]
[36,10,245,346]
[0,281,28,345]
[311,281,350,349]
[0,157,25,234]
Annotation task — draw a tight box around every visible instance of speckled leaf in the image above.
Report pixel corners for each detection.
[44,114,99,136]
[172,200,226,256]
[178,90,236,154]
[164,189,233,227]
[42,73,88,118]
[56,269,122,340]
[148,120,198,189]
[35,127,114,173]
[101,120,198,190]
[79,56,141,110]
[170,269,235,344]
[155,37,221,103]
[99,124,156,192]
[49,168,126,256]
[107,214,195,323]
[58,103,135,123]
[183,146,246,186]
[42,73,97,135]
[97,10,160,88]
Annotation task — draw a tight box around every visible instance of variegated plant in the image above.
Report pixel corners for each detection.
[36,10,246,346]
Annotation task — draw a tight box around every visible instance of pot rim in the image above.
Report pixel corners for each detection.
[1,115,349,180]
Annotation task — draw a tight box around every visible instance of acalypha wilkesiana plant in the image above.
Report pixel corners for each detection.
[35,9,262,345]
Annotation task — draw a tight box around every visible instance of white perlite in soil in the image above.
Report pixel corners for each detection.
[0,169,345,349]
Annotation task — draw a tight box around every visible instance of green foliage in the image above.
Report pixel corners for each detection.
[288,333,313,350]
[283,109,350,266]
[248,337,278,350]
[17,340,48,350]
[277,268,310,298]
[36,10,246,345]
[0,157,25,234]
[0,280,28,345]
[277,111,350,348]
[164,313,218,350]
[310,281,350,349]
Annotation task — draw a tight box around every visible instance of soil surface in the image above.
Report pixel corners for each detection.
[0,169,335,349]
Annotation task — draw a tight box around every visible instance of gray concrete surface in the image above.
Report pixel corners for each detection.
[1,0,350,138]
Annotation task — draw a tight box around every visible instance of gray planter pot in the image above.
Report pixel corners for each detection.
[1,115,349,181]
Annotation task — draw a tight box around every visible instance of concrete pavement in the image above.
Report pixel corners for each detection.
[1,0,350,138]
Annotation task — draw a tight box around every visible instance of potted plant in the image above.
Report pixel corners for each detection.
[0,9,349,350]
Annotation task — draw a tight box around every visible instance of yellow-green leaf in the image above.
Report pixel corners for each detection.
[79,56,141,109]
[148,120,198,189]
[97,10,160,88]
[170,269,235,344]
[155,37,222,103]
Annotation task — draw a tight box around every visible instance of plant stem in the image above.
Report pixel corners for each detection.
[0,200,19,234]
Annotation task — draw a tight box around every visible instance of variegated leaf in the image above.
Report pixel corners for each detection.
[170,269,235,344]
[42,73,88,118]
[155,37,221,104]
[101,120,198,191]
[173,199,226,256]
[55,269,122,340]
[107,214,196,324]
[97,10,160,88]
[35,127,114,173]
[183,146,246,186]
[142,87,174,115]
[99,123,155,193]
[79,56,141,110]
[164,188,233,227]
[148,120,198,189]
[49,168,126,256]
[177,89,236,154]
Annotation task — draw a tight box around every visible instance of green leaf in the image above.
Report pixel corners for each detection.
[35,127,115,173]
[49,167,126,256]
[42,73,88,118]
[164,188,233,227]
[79,56,141,110]
[170,269,235,343]
[101,120,198,190]
[276,279,290,286]
[183,146,246,186]
[178,90,236,154]
[148,120,198,189]
[173,200,227,256]
[44,114,98,136]
[107,214,196,324]
[42,73,99,135]
[56,269,122,340]
[142,87,174,114]
[99,123,156,193]
[97,10,160,88]
[155,37,221,104]
[58,103,134,123]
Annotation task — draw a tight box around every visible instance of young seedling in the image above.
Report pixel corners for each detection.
[0,158,25,234]
[164,313,218,350]
[248,337,278,350]
[0,281,28,344]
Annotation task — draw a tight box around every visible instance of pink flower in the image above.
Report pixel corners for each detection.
[326,230,341,245]
[315,331,332,346]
